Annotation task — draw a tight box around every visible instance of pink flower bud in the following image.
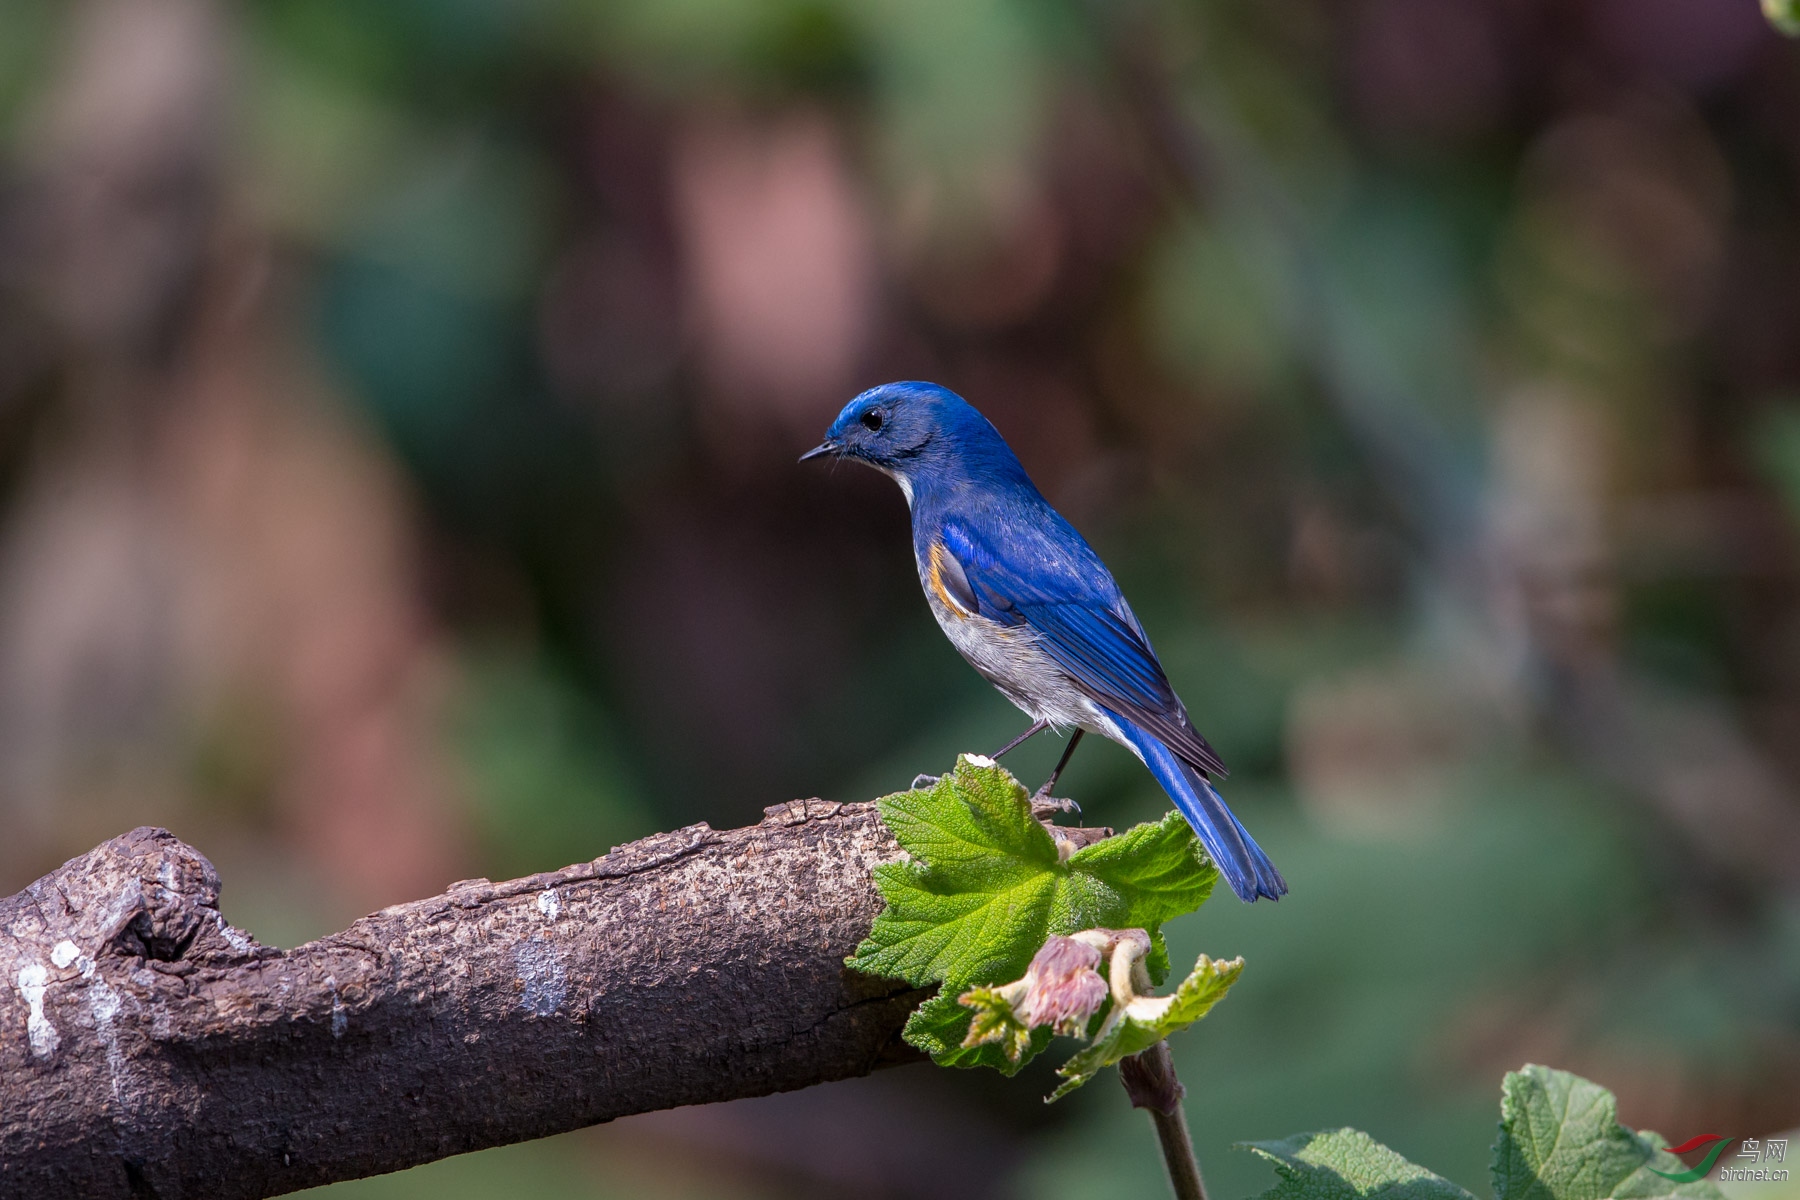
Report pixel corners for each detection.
[1016,935,1108,1036]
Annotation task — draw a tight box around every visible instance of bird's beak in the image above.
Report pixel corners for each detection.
[798,440,838,463]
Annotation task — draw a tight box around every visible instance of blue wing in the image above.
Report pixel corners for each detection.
[938,520,1229,779]
[1109,712,1286,901]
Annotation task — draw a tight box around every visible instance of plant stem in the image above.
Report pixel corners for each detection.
[1145,1096,1206,1200]
[1120,1040,1207,1200]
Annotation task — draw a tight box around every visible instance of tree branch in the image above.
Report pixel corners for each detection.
[0,799,932,1200]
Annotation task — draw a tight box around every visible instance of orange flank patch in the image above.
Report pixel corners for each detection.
[929,542,972,617]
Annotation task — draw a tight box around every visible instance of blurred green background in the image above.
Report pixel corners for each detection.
[1,0,1797,1196]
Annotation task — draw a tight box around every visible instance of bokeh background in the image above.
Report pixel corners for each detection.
[2,0,1799,1196]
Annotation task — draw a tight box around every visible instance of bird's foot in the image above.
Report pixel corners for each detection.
[1029,792,1081,819]
[910,773,941,791]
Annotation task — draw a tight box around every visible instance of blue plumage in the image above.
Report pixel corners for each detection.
[1106,714,1288,903]
[802,381,1286,902]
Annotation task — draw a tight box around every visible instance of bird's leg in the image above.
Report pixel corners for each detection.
[989,719,1049,761]
[914,719,1050,790]
[1032,730,1085,812]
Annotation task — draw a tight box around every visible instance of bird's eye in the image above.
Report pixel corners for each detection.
[860,409,884,432]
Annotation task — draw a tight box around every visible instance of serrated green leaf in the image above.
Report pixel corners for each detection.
[903,992,1051,1073]
[876,757,1061,875]
[845,756,1218,1069]
[852,859,1061,990]
[1242,1129,1477,1200]
[1239,1068,1736,1200]
[1067,814,1213,985]
[1048,953,1243,1100]
[959,984,1036,1063]
[1492,1066,1730,1200]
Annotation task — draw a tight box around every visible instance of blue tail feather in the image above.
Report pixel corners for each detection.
[1108,712,1287,902]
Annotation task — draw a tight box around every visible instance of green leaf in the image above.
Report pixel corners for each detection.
[958,984,1035,1063]
[846,755,1217,1068]
[1240,1067,1733,1200]
[1242,1130,1477,1200]
[1765,0,1800,36]
[1065,812,1217,984]
[1049,953,1244,1100]
[1492,1065,1729,1200]
[903,992,1053,1074]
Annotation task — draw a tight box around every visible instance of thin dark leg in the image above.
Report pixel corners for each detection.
[990,719,1049,760]
[913,720,1051,791]
[1036,730,1084,797]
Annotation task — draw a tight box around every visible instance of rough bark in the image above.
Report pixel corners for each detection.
[0,799,931,1200]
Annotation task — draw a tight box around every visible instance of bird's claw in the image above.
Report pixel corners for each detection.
[910,773,941,790]
[1029,792,1081,817]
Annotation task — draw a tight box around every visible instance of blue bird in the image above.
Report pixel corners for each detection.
[802,381,1286,902]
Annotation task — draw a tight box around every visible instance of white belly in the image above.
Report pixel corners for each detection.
[921,583,1124,743]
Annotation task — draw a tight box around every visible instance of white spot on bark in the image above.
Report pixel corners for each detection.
[514,939,567,1017]
[50,940,81,969]
[63,951,128,1100]
[16,964,58,1058]
[84,966,125,1101]
[212,912,253,956]
[536,889,561,920]
[325,975,346,1038]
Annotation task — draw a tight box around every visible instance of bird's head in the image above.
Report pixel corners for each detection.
[800,381,1025,501]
